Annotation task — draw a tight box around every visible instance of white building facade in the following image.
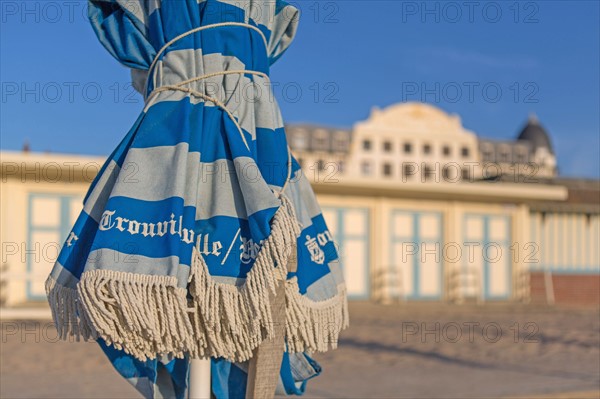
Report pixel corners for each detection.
[286,103,598,304]
[1,102,598,308]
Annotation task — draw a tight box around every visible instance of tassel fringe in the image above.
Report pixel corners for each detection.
[45,277,96,342]
[284,279,349,354]
[45,194,349,362]
[76,270,195,360]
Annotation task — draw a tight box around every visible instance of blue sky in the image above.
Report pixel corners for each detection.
[1,0,598,177]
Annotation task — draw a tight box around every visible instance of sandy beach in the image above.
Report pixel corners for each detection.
[1,302,599,399]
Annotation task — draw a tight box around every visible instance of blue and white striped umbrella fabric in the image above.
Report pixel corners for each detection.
[45,0,349,397]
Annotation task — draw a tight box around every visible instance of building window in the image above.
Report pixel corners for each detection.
[312,129,329,151]
[314,136,328,150]
[442,166,451,180]
[333,133,348,152]
[500,151,510,163]
[361,161,372,175]
[27,193,81,299]
[291,132,308,150]
[423,144,432,155]
[462,167,470,181]
[363,140,372,151]
[403,163,415,179]
[383,163,392,176]
[461,147,470,157]
[423,164,435,181]
[383,141,392,152]
[480,143,493,161]
[404,142,412,154]
[317,159,325,171]
[442,145,451,156]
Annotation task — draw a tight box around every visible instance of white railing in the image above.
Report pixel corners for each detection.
[446,265,483,304]
[373,265,404,304]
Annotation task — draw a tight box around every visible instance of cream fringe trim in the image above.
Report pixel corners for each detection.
[77,271,195,360]
[45,277,96,341]
[45,195,349,362]
[285,278,349,354]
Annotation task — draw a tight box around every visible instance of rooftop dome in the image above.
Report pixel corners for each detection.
[517,114,554,154]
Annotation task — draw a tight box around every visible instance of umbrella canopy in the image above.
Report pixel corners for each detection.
[46,0,348,396]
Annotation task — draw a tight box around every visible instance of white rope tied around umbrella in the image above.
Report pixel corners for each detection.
[144,22,269,97]
[144,22,293,194]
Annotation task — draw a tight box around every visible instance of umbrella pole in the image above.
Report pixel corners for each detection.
[188,358,211,399]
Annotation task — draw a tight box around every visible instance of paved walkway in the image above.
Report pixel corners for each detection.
[1,302,598,398]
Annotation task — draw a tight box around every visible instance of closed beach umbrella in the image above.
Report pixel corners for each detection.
[45,0,349,397]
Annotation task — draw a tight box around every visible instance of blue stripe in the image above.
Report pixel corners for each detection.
[147,25,270,79]
[57,202,283,278]
[211,358,247,399]
[149,0,273,47]
[90,0,276,73]
[256,127,291,187]
[129,99,285,164]
[89,196,196,262]
[57,209,100,279]
[88,1,156,69]
[295,214,339,294]
[89,196,273,263]
[200,207,278,278]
